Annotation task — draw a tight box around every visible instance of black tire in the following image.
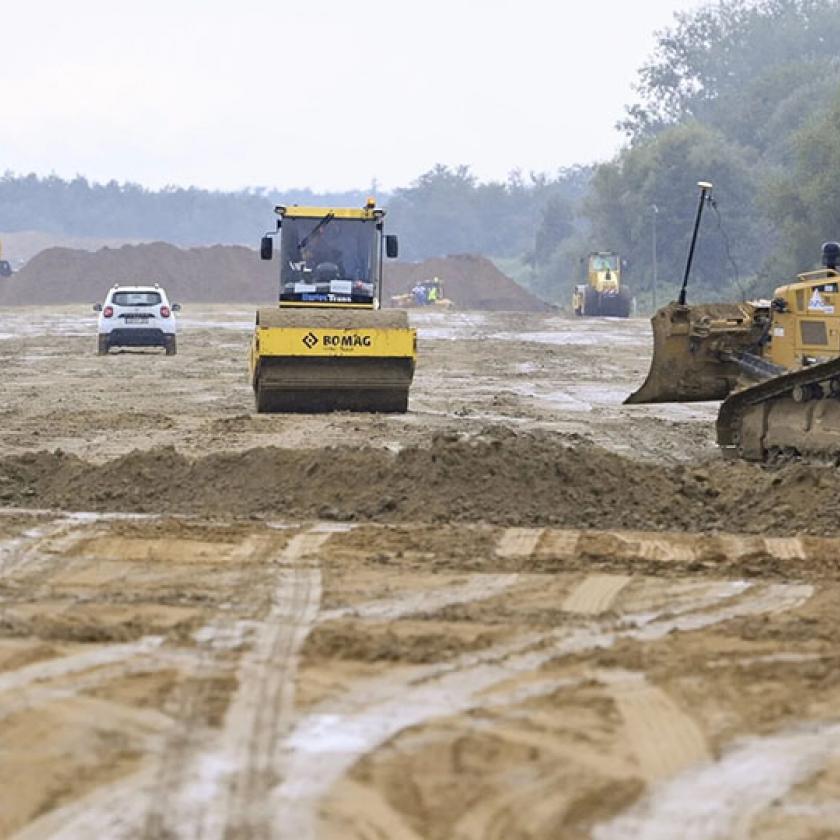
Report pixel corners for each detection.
[0,261,11,278]
[164,336,177,356]
[583,286,600,316]
[97,335,110,356]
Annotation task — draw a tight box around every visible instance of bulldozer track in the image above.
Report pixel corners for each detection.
[717,355,840,451]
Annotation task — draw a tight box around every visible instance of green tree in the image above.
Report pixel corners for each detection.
[763,92,840,277]
[621,0,840,145]
[586,123,761,301]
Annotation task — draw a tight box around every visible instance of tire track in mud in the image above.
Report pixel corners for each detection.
[593,722,840,840]
[218,531,326,838]
[270,579,813,839]
[600,671,710,782]
[0,515,87,578]
[0,638,169,727]
[12,765,160,840]
[495,527,544,558]
[562,574,631,615]
[2,520,325,840]
[318,573,520,623]
[158,526,334,840]
[450,769,578,840]
[326,778,428,840]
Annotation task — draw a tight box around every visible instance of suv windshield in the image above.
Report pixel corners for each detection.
[279,217,378,303]
[112,291,162,307]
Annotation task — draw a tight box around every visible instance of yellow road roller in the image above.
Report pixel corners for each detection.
[251,200,416,412]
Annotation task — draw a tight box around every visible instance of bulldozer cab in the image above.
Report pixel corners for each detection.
[765,270,840,370]
[266,205,394,309]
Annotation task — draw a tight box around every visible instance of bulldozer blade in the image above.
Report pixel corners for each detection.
[625,301,763,404]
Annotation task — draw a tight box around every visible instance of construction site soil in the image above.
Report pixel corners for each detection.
[2,305,840,839]
[0,244,547,311]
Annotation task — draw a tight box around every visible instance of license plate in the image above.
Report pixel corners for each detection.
[125,315,147,323]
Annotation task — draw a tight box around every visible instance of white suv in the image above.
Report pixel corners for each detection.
[93,285,181,355]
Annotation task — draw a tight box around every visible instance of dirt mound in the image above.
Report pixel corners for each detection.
[0,230,152,265]
[2,429,840,536]
[0,242,278,306]
[0,244,545,311]
[384,254,549,311]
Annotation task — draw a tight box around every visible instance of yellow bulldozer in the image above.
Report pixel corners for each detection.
[572,251,631,317]
[252,199,416,413]
[627,181,840,461]
[390,276,455,310]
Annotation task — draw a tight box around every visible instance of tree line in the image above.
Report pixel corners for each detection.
[3,0,840,308]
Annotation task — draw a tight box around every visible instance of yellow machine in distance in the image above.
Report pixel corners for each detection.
[391,276,455,309]
[627,181,840,461]
[572,251,631,317]
[252,200,416,413]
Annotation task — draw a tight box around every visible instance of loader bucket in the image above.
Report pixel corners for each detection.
[625,301,762,404]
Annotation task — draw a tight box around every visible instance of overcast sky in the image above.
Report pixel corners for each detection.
[2,0,705,192]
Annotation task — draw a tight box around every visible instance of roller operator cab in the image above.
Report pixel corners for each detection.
[251,200,416,413]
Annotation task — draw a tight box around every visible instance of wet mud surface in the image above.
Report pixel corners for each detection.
[1,307,839,838]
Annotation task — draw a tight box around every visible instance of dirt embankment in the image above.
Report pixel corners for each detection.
[0,230,152,265]
[0,244,544,310]
[1,429,839,537]
[0,243,276,305]
[384,254,550,312]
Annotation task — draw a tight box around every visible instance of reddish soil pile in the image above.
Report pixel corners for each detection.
[0,245,545,310]
[0,243,276,306]
[384,254,550,312]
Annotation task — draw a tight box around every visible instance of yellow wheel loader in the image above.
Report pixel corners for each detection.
[572,251,631,317]
[627,181,840,461]
[252,200,416,413]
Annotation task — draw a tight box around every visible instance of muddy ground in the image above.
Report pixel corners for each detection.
[1,307,840,839]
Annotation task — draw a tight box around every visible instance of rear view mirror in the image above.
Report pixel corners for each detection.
[260,235,273,260]
[385,235,399,259]
[172,303,182,312]
[93,303,102,312]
